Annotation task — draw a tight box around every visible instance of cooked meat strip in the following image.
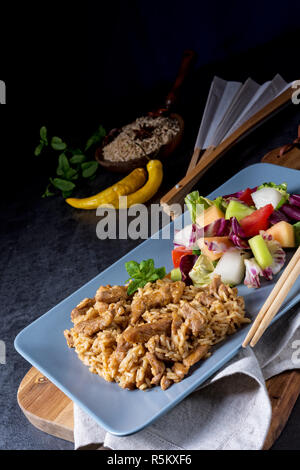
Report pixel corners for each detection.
[183,344,209,367]
[180,302,206,336]
[160,375,173,391]
[74,311,114,336]
[131,281,185,323]
[196,292,215,308]
[123,318,172,344]
[108,336,133,377]
[71,298,95,322]
[95,285,128,304]
[171,311,183,338]
[64,329,74,348]
[172,362,189,381]
[209,274,222,295]
[116,336,132,354]
[146,352,165,385]
[94,301,109,314]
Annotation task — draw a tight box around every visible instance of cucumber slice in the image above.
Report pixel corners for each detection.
[249,235,273,269]
[225,200,254,222]
[170,268,182,281]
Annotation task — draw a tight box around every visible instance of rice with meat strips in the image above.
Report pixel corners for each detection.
[64,276,250,390]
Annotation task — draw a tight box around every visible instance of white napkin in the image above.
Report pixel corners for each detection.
[74,305,300,450]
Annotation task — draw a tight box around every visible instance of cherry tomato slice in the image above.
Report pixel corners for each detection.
[172,247,193,269]
[239,188,254,206]
[240,204,274,238]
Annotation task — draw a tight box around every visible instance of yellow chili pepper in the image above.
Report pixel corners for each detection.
[116,159,163,208]
[66,167,147,209]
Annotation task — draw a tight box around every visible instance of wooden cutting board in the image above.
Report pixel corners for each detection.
[17,148,300,449]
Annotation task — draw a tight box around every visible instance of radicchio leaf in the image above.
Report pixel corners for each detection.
[260,230,286,278]
[173,224,203,249]
[269,209,290,225]
[228,217,249,249]
[289,194,300,208]
[203,218,230,237]
[281,203,300,221]
[179,254,198,285]
[204,240,229,253]
[244,258,263,288]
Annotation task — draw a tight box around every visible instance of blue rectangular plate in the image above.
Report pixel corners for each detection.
[15,163,300,436]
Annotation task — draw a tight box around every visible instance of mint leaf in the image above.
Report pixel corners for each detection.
[85,125,106,151]
[125,261,141,278]
[125,259,166,295]
[34,141,44,156]
[65,168,79,181]
[42,184,55,198]
[70,153,86,165]
[81,161,99,178]
[62,190,74,198]
[127,279,143,296]
[50,178,75,192]
[56,153,70,176]
[40,126,48,144]
[139,259,155,275]
[152,266,166,279]
[51,136,67,151]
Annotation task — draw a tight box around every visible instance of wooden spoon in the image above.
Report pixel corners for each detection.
[95,50,197,173]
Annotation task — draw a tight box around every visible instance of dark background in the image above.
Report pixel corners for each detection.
[0,0,300,450]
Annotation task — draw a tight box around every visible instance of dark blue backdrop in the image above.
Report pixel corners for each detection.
[87,0,300,108]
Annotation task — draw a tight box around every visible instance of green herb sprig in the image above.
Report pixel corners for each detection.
[35,125,106,198]
[125,259,166,296]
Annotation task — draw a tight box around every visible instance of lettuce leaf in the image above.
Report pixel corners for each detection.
[293,221,300,246]
[189,254,215,286]
[185,191,228,223]
[185,191,211,223]
[213,196,229,212]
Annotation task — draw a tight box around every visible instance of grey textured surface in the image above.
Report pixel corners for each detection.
[0,103,299,450]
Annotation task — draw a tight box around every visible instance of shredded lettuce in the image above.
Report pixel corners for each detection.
[257,182,289,209]
[189,254,215,286]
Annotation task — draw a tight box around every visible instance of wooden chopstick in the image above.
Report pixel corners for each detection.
[242,246,300,348]
[186,147,201,175]
[186,146,215,175]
